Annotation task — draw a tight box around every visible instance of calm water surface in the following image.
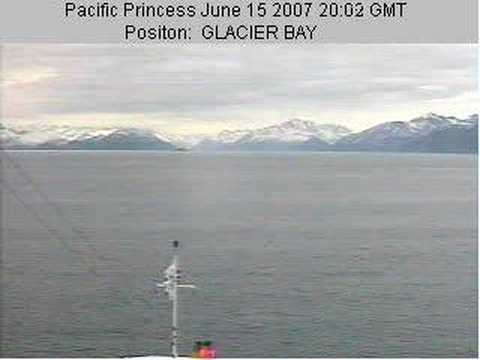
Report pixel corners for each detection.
[1,151,477,357]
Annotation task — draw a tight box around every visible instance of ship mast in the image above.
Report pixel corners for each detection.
[157,241,195,358]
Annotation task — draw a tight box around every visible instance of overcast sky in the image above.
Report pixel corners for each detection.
[1,44,477,135]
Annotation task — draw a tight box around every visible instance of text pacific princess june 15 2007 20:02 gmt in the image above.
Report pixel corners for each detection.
[64,1,319,41]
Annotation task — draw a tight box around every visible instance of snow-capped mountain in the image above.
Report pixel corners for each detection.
[59,128,178,150]
[0,125,179,150]
[405,121,478,153]
[334,113,477,151]
[196,119,352,150]
[216,129,252,144]
[240,119,352,143]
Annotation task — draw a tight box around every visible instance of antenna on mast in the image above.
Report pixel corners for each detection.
[157,241,196,358]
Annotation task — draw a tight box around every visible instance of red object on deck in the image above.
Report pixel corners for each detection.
[199,347,217,359]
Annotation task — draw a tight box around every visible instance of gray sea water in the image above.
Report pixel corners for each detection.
[1,151,477,358]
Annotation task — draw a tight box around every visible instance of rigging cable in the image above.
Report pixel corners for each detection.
[2,151,98,274]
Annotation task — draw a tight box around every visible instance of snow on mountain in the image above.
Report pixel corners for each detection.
[1,125,118,146]
[216,129,252,144]
[240,119,351,144]
[0,125,180,150]
[408,113,477,134]
[197,119,352,150]
[458,113,478,127]
[59,128,177,150]
[334,113,478,151]
[405,121,478,153]
[0,128,21,148]
[409,113,456,134]
[336,113,476,150]
[156,132,209,147]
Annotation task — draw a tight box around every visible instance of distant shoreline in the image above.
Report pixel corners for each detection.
[1,149,477,155]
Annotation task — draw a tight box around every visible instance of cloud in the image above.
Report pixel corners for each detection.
[3,66,59,87]
[2,44,477,133]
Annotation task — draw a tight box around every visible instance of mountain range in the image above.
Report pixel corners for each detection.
[1,113,477,153]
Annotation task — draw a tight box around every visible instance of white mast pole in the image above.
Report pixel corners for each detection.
[158,240,195,358]
[171,240,179,358]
